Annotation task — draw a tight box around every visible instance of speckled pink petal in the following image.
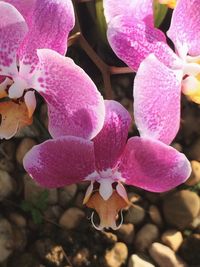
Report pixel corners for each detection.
[32,49,105,140]
[0,2,28,77]
[107,15,180,71]
[134,54,182,145]
[93,100,131,171]
[2,0,36,26]
[119,137,191,192]
[18,0,75,75]
[23,136,96,188]
[103,0,153,26]
[168,0,200,57]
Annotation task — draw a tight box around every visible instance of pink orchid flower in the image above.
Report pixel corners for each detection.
[103,0,200,145]
[23,100,191,230]
[0,1,104,140]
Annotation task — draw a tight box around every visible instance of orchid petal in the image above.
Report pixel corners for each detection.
[103,0,154,26]
[2,0,36,26]
[107,15,180,71]
[93,100,131,171]
[0,101,32,139]
[168,0,200,57]
[24,90,36,118]
[23,136,96,188]
[119,137,191,192]
[32,49,105,140]
[18,0,75,75]
[134,54,182,145]
[0,2,28,77]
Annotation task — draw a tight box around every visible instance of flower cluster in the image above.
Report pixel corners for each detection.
[0,0,192,230]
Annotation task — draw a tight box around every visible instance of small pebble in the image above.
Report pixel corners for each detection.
[128,254,155,267]
[185,160,200,186]
[24,174,58,205]
[59,207,85,230]
[16,138,37,165]
[134,224,159,252]
[161,230,183,252]
[116,223,135,244]
[0,170,14,200]
[163,190,200,229]
[104,242,128,267]
[149,205,163,227]
[149,242,187,267]
[124,204,145,225]
[0,218,14,262]
[58,184,77,207]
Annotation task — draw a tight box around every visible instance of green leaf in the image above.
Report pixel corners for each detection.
[31,208,43,225]
[20,200,33,212]
[153,0,168,27]
[34,190,49,211]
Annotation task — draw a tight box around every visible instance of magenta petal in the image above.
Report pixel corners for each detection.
[0,2,28,77]
[2,0,36,26]
[107,15,179,71]
[18,0,75,75]
[119,137,191,192]
[93,100,131,171]
[134,54,182,145]
[23,136,96,188]
[33,49,105,140]
[103,0,154,26]
[168,0,200,57]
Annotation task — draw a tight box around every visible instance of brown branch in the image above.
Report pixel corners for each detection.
[69,0,133,99]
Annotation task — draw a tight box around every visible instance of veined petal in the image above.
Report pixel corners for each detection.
[2,0,36,26]
[18,0,75,75]
[134,54,182,145]
[23,136,96,188]
[119,137,191,192]
[103,0,154,26]
[168,0,200,57]
[0,101,32,139]
[32,49,105,140]
[93,100,131,171]
[0,2,28,77]
[32,49,105,139]
[107,15,179,71]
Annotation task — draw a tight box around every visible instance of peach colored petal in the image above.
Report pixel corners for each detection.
[86,191,128,230]
[0,101,32,139]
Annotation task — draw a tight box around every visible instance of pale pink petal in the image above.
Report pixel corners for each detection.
[93,100,131,171]
[119,137,191,192]
[18,0,75,75]
[103,0,153,26]
[24,90,36,117]
[168,0,200,57]
[107,15,180,71]
[134,54,182,145]
[32,49,105,140]
[2,0,36,26]
[23,136,96,188]
[0,2,28,77]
